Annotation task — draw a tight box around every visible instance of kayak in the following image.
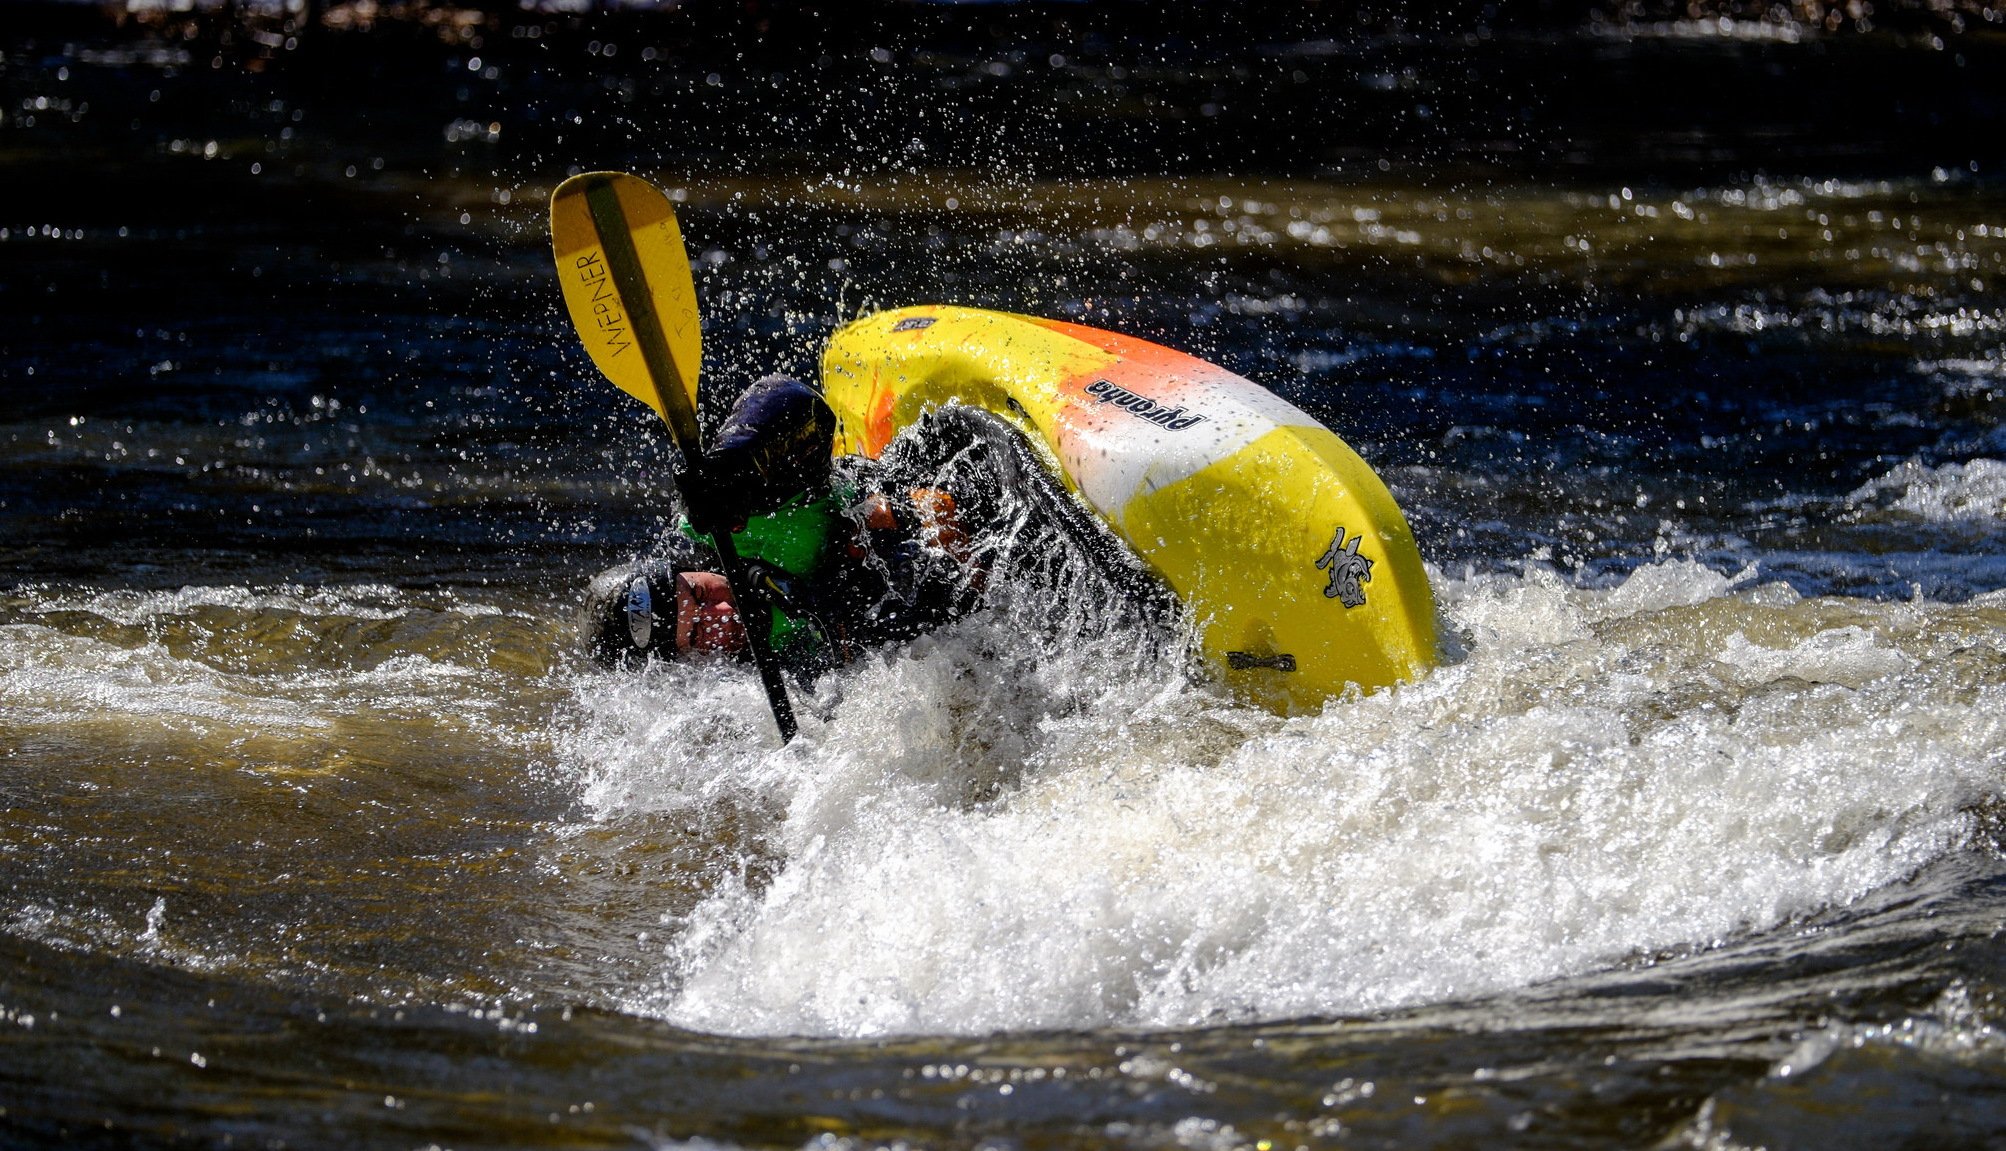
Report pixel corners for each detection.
[818,305,1437,713]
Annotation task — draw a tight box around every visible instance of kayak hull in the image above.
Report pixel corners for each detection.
[819,305,1436,712]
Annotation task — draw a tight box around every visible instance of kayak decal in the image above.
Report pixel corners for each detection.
[1227,651,1298,671]
[1083,379,1209,431]
[892,316,937,332]
[1316,525,1374,608]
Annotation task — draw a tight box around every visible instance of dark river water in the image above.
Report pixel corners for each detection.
[5,3,2006,1147]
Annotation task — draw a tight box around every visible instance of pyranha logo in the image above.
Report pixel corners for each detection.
[1316,526,1374,608]
[891,316,938,332]
[1083,379,1208,430]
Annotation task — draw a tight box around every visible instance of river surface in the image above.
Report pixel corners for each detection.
[5,5,2006,1147]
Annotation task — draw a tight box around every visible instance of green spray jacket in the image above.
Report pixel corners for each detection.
[682,488,846,659]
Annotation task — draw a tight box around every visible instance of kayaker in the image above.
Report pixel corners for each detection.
[579,375,984,675]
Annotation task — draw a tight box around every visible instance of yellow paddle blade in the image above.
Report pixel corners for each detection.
[550,172,703,447]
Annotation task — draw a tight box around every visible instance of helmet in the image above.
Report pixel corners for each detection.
[704,375,838,521]
[578,535,719,666]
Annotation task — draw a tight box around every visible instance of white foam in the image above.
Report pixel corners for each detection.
[556,558,2006,1038]
[0,588,538,760]
[1596,558,1756,617]
[1715,626,1912,688]
[0,624,326,732]
[1850,458,2006,523]
[21,583,423,625]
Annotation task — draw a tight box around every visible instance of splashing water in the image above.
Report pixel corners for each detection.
[1852,458,2006,523]
[553,554,2006,1038]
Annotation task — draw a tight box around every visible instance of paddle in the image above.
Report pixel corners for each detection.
[550,171,799,743]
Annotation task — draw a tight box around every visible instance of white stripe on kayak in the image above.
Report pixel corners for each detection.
[1054,365,1321,531]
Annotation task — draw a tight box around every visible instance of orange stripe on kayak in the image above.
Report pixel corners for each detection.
[1027,315,1192,365]
[865,371,898,456]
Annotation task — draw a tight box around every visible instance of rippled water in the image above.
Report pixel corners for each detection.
[5,5,2006,1148]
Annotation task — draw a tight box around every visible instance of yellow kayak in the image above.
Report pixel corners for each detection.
[819,305,1437,712]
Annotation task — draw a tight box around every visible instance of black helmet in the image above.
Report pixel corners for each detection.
[578,535,719,666]
[704,375,838,521]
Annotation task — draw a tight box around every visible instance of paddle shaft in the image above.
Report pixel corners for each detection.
[582,180,799,743]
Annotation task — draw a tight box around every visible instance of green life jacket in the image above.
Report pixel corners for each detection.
[681,489,848,653]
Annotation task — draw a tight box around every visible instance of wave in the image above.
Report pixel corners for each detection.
[1849,458,2006,524]
[558,558,2006,1037]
